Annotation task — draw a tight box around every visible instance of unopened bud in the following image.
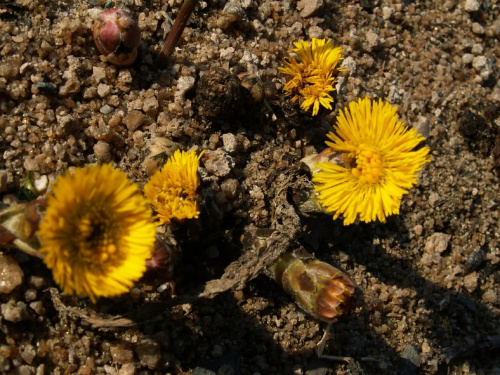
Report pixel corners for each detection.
[271,251,356,323]
[93,8,140,66]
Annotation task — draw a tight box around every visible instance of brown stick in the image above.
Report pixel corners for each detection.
[156,0,198,68]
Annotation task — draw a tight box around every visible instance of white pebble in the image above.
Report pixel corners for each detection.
[34,175,49,193]
[0,255,23,294]
[464,0,480,12]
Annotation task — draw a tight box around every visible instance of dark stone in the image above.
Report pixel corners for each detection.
[399,344,420,375]
[458,110,496,157]
[457,294,478,313]
[359,0,375,13]
[196,68,243,119]
[465,248,487,272]
[35,81,58,95]
[305,358,329,375]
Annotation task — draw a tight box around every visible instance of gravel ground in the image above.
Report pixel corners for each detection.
[1,0,500,374]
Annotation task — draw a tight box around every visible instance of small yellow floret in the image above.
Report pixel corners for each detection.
[279,38,346,116]
[313,97,431,225]
[144,149,203,225]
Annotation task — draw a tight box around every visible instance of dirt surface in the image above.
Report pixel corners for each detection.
[1,0,500,374]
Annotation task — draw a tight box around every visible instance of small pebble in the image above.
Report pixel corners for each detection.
[202,150,235,177]
[482,290,497,304]
[143,96,159,115]
[424,232,451,254]
[217,2,246,29]
[463,272,479,293]
[365,30,381,51]
[472,56,487,73]
[97,83,112,98]
[136,339,161,369]
[28,276,44,290]
[471,22,485,35]
[400,344,420,375]
[221,178,239,200]
[413,116,430,138]
[222,133,238,154]
[118,363,135,375]
[1,300,29,322]
[35,81,58,95]
[100,105,113,115]
[33,175,49,193]
[297,0,323,18]
[92,66,107,82]
[465,248,486,271]
[413,224,423,236]
[0,255,23,294]
[464,0,480,12]
[110,344,134,364]
[175,76,196,102]
[122,110,145,131]
[93,141,112,162]
[462,53,474,65]
[29,301,45,315]
[382,6,394,20]
[21,345,36,365]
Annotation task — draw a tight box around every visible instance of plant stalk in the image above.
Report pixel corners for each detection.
[156,0,198,68]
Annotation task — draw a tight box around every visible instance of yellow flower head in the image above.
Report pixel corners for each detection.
[144,149,203,225]
[38,164,156,302]
[313,97,431,225]
[279,38,346,116]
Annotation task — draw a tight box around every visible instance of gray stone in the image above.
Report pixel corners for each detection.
[400,344,420,375]
[413,116,430,138]
[100,105,113,115]
[222,133,238,154]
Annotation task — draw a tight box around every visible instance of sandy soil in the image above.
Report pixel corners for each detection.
[0,0,499,374]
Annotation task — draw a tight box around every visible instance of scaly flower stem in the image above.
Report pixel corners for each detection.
[156,0,198,68]
[12,239,45,260]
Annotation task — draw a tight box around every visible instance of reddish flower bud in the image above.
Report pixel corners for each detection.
[93,8,140,67]
[271,251,356,323]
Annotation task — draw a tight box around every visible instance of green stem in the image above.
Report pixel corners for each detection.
[156,0,198,68]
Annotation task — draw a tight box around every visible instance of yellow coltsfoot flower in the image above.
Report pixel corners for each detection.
[279,38,346,116]
[313,97,431,225]
[38,164,156,302]
[144,149,203,225]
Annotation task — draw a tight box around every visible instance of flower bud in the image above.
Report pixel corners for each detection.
[271,251,356,323]
[93,8,140,66]
[145,234,177,280]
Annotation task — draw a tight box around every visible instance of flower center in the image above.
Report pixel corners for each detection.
[75,209,117,263]
[348,144,383,184]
